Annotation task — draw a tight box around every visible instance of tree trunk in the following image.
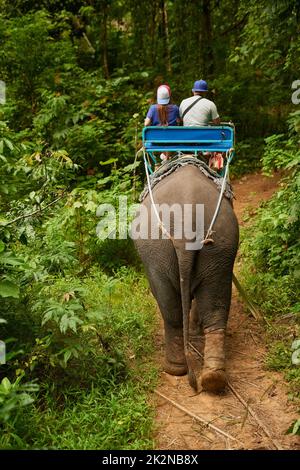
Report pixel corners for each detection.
[160,0,172,73]
[202,0,214,77]
[150,1,158,67]
[102,1,109,79]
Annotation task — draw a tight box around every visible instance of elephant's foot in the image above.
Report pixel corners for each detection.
[201,329,226,393]
[164,327,187,376]
[164,360,188,376]
[201,369,226,393]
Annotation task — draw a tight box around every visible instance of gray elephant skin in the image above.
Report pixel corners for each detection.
[133,165,239,393]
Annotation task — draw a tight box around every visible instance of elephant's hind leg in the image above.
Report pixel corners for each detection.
[194,273,232,393]
[201,329,226,393]
[147,272,187,376]
[164,324,188,376]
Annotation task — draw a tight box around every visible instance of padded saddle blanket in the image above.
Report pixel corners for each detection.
[139,155,234,202]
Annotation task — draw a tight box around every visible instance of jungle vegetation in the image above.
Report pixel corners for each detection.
[0,0,299,448]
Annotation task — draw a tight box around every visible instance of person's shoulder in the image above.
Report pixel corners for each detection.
[181,96,192,102]
[180,97,192,106]
[147,104,157,115]
[203,98,216,106]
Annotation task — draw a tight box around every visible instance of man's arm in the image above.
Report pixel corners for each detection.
[212,116,220,125]
[210,102,220,125]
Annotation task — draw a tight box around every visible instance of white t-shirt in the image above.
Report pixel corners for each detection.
[179,96,219,126]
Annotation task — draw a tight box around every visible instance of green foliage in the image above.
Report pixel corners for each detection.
[240,112,300,312]
[0,376,38,424]
[264,334,300,405]
[230,138,264,178]
[240,112,300,424]
[287,419,300,436]
[262,112,300,174]
[1,377,156,450]
[0,0,299,449]
[0,10,76,126]
[0,266,157,449]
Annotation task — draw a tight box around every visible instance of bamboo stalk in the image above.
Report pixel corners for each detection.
[232,273,262,321]
[226,381,284,450]
[155,390,243,446]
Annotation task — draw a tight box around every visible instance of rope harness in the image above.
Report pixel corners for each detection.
[136,148,234,247]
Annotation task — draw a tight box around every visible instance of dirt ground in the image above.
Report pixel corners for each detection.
[153,171,300,450]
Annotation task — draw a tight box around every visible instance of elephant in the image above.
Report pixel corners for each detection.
[133,163,239,393]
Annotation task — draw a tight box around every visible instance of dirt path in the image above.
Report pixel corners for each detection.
[153,171,300,450]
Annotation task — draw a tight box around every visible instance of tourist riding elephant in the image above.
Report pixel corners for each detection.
[133,163,239,393]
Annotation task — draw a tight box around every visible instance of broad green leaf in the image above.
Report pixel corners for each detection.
[64,349,72,364]
[60,314,69,334]
[292,420,300,435]
[20,394,35,407]
[0,377,12,394]
[123,162,141,172]
[0,253,25,266]
[97,176,113,186]
[0,280,20,298]
[3,138,14,151]
[84,200,97,212]
[100,158,118,166]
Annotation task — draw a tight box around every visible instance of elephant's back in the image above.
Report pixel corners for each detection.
[151,164,221,203]
[151,165,238,239]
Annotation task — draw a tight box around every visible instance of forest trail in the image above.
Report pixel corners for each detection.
[153,171,300,450]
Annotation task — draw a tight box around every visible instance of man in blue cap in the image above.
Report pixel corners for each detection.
[179,80,220,126]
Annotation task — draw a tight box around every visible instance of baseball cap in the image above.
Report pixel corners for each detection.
[157,85,171,105]
[192,80,208,92]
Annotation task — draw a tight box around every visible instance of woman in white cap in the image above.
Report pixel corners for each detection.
[144,85,180,161]
[144,84,180,127]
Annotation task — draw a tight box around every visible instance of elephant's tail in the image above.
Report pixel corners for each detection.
[176,249,198,391]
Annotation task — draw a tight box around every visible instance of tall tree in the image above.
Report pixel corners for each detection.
[201,0,214,76]
[159,0,172,73]
[101,0,110,78]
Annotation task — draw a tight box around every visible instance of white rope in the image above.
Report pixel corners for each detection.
[142,147,173,240]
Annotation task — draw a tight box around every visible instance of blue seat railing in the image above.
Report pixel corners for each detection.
[142,125,235,175]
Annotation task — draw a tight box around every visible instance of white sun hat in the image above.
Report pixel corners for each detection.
[157,85,170,105]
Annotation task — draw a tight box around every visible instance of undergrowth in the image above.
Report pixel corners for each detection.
[239,111,300,432]
[1,265,158,449]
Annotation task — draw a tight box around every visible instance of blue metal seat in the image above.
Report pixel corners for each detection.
[142,125,234,154]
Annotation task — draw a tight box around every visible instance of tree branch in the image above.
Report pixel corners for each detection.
[221,13,249,36]
[1,194,66,229]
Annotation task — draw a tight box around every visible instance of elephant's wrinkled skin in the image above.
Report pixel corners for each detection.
[133,165,239,392]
